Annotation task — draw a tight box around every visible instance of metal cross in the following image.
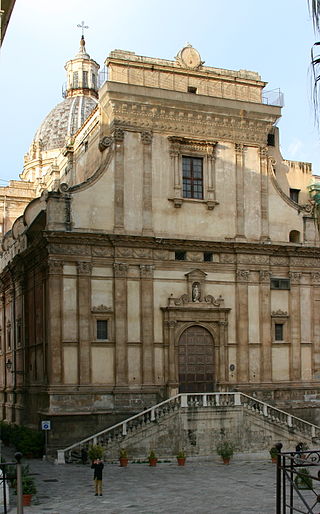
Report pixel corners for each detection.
[77,21,89,37]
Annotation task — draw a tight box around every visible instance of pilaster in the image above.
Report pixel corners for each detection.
[141,132,154,236]
[114,129,125,233]
[47,260,63,384]
[289,272,301,380]
[311,272,320,377]
[259,270,272,381]
[235,144,246,240]
[140,264,155,384]
[77,261,92,384]
[114,263,128,386]
[236,269,249,382]
[259,146,270,241]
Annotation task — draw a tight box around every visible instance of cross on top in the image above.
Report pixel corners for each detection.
[77,21,89,37]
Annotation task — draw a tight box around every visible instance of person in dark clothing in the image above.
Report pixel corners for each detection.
[91,458,104,496]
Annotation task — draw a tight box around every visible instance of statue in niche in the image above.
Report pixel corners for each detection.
[192,282,201,302]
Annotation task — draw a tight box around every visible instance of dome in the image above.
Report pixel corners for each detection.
[33,95,98,151]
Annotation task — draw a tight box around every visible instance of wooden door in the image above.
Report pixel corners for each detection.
[178,326,215,393]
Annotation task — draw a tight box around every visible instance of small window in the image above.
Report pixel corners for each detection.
[92,73,96,89]
[289,189,300,203]
[84,141,88,152]
[271,278,290,290]
[188,86,197,94]
[96,320,108,340]
[182,156,203,199]
[267,133,275,146]
[289,230,300,243]
[204,252,213,262]
[82,71,88,88]
[175,251,186,261]
[275,323,283,341]
[73,71,79,88]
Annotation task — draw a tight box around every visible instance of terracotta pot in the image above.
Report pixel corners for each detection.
[119,457,128,467]
[149,458,157,467]
[22,494,32,506]
[222,457,230,465]
[177,457,186,466]
[271,457,277,463]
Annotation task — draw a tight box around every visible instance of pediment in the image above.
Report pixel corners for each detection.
[185,269,207,280]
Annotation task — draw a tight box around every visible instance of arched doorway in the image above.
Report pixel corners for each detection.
[178,325,215,393]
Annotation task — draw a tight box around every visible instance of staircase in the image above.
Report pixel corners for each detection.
[56,392,320,463]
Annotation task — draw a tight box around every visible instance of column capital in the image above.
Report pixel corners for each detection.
[114,262,128,278]
[139,264,154,278]
[47,259,63,275]
[113,128,125,142]
[289,271,301,285]
[77,261,92,276]
[141,131,153,145]
[236,269,249,282]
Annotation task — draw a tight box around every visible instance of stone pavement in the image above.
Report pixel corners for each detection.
[2,450,280,514]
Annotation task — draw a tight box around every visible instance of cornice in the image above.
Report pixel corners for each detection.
[105,98,276,146]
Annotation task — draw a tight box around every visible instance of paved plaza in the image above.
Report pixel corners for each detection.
[2,451,279,514]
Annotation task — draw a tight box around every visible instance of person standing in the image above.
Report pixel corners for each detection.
[91,458,104,496]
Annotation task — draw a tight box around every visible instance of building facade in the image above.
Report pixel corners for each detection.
[1,41,320,447]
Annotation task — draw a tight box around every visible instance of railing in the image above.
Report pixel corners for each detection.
[56,392,320,464]
[262,88,284,107]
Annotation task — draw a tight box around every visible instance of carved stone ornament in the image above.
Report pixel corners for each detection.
[259,146,268,158]
[47,260,63,274]
[175,44,203,70]
[235,143,244,155]
[92,305,112,313]
[271,309,289,318]
[192,282,201,302]
[236,269,249,282]
[59,183,69,193]
[49,244,90,256]
[77,262,92,275]
[165,320,177,328]
[311,272,320,284]
[170,293,224,307]
[99,136,113,152]
[289,272,301,284]
[259,270,271,283]
[114,262,128,277]
[204,294,224,306]
[140,264,154,278]
[92,246,114,257]
[140,131,153,145]
[113,128,125,142]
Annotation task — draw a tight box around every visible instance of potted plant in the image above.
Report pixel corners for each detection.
[176,450,186,466]
[270,446,279,463]
[216,441,234,464]
[88,444,105,462]
[295,467,313,489]
[148,450,158,467]
[14,475,37,506]
[119,448,129,467]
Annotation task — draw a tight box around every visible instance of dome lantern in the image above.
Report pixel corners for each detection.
[64,36,100,98]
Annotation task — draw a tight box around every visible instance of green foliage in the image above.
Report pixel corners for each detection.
[216,441,235,459]
[295,467,313,490]
[119,448,128,458]
[88,444,105,460]
[148,450,157,460]
[270,446,278,458]
[176,450,186,459]
[6,463,30,484]
[21,476,37,495]
[0,422,44,457]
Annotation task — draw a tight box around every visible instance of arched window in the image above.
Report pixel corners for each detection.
[289,230,300,243]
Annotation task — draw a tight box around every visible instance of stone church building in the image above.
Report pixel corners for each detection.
[1,37,320,446]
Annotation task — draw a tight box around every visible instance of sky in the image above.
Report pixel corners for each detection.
[0,0,319,183]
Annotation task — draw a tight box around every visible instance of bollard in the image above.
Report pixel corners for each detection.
[15,452,23,514]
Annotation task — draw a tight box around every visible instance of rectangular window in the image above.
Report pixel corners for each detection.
[96,320,108,340]
[175,251,186,261]
[182,156,203,199]
[204,252,213,262]
[289,189,300,203]
[271,278,290,290]
[82,71,88,88]
[92,73,97,89]
[188,86,197,94]
[275,323,283,341]
[73,72,79,88]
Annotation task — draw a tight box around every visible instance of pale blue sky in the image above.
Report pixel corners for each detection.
[0,0,319,182]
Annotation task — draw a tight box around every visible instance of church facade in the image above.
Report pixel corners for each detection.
[1,39,320,446]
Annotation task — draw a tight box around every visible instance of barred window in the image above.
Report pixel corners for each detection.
[182,156,203,199]
[82,71,88,88]
[96,320,108,340]
[73,72,79,88]
[275,323,283,341]
[271,278,290,290]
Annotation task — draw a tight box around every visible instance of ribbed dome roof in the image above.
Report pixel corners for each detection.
[33,95,98,151]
